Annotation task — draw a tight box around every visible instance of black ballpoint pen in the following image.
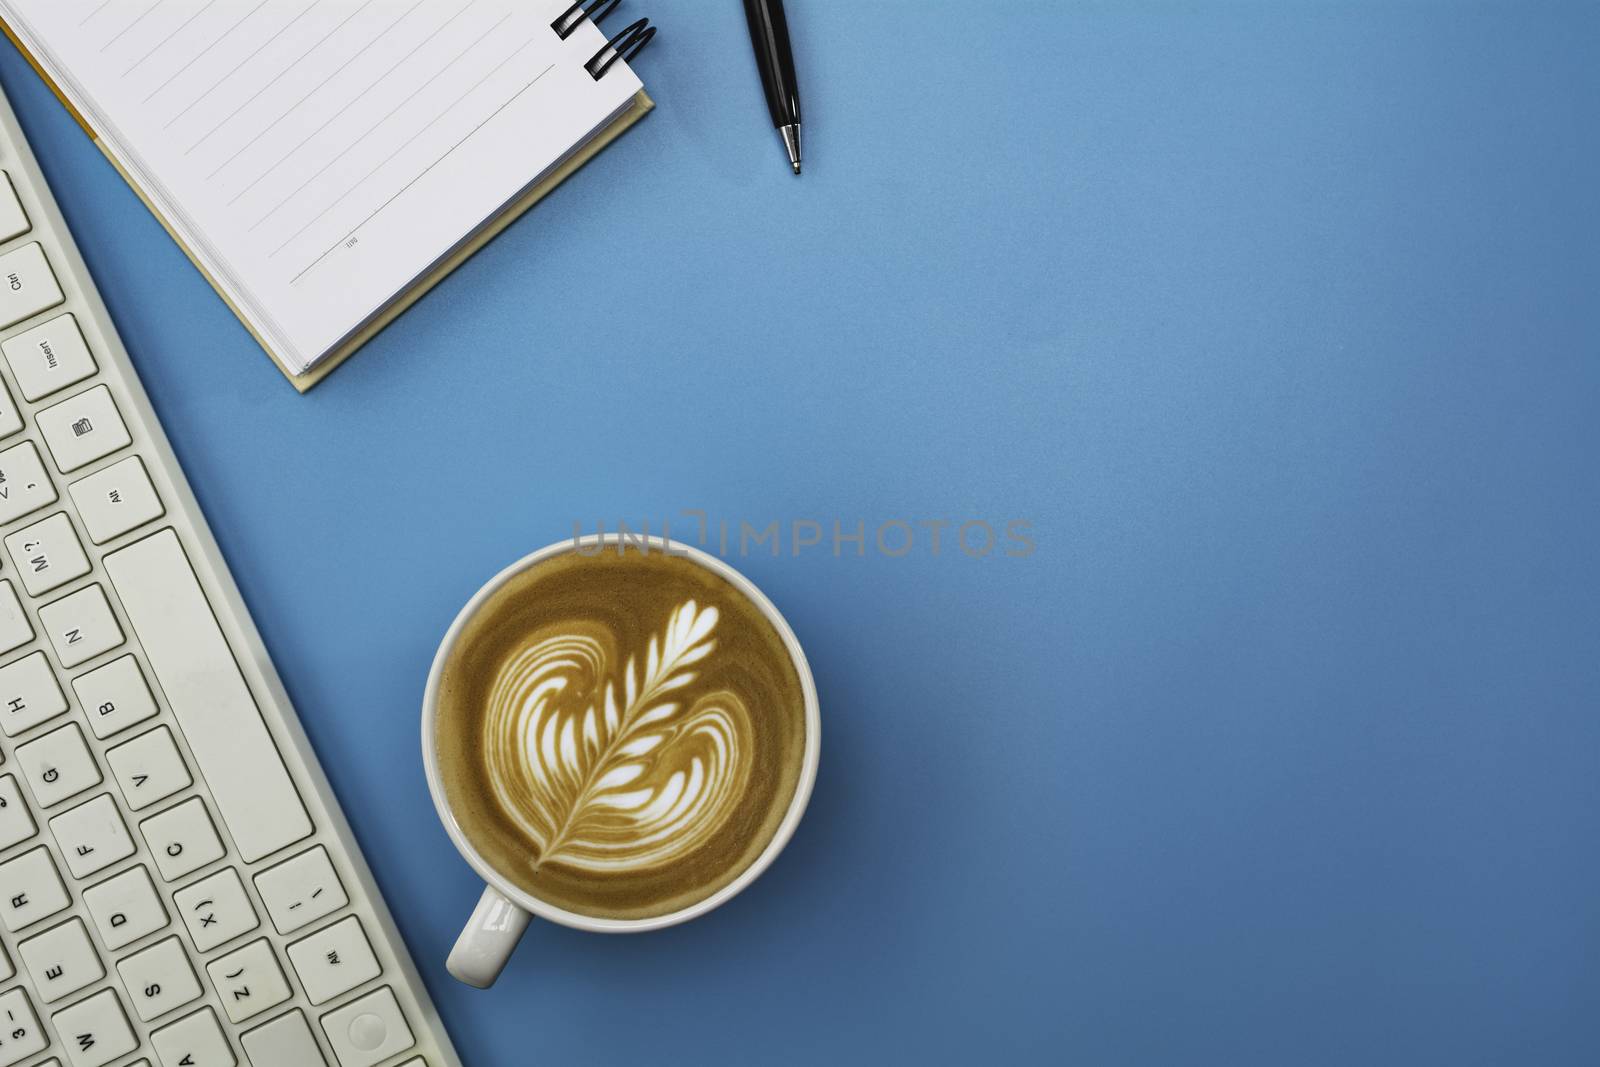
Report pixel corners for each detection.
[742,0,803,174]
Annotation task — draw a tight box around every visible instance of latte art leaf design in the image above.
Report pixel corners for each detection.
[482,600,754,874]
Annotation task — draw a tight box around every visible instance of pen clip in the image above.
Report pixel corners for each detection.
[552,0,622,41]
[586,17,655,79]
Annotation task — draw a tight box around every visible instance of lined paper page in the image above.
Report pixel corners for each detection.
[4,0,641,371]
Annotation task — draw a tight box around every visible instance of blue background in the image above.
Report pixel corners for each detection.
[4,1,1599,1063]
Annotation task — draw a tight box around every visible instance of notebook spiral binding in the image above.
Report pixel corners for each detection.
[551,0,657,80]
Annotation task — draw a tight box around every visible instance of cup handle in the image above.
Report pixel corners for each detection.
[447,885,532,988]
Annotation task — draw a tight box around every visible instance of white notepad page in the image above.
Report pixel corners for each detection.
[2,0,641,373]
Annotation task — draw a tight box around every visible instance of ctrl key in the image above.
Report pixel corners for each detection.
[0,988,48,1066]
[320,987,413,1067]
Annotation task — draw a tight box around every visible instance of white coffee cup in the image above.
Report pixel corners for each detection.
[422,534,821,987]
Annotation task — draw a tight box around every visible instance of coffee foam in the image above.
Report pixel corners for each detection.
[434,547,807,921]
[482,600,754,875]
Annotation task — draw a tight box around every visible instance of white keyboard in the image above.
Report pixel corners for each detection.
[0,89,461,1067]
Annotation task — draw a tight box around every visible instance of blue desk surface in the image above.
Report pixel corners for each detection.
[4,3,1598,1064]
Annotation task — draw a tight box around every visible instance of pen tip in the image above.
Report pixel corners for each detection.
[779,124,802,178]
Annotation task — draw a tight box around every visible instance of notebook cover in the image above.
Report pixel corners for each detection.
[2,19,652,392]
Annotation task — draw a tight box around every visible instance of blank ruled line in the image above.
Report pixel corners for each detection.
[258,8,508,238]
[290,61,557,283]
[79,0,116,27]
[236,1,473,227]
[238,9,501,216]
[161,0,275,130]
[275,35,544,260]
[138,0,234,101]
[167,0,326,148]
[184,0,380,151]
[200,0,431,169]
[124,0,222,80]
[101,0,170,52]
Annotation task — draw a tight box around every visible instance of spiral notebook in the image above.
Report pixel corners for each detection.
[0,0,655,390]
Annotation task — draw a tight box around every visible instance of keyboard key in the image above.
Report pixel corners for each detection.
[0,650,68,737]
[142,797,226,881]
[15,722,100,806]
[106,529,312,862]
[51,988,137,1067]
[107,726,192,810]
[5,512,90,596]
[0,988,49,1066]
[69,457,164,544]
[83,865,169,949]
[117,936,203,1022]
[0,378,19,441]
[38,583,124,668]
[0,942,11,983]
[0,172,29,243]
[50,793,135,878]
[18,917,103,1003]
[319,987,413,1067]
[288,916,381,1005]
[0,440,57,525]
[207,939,291,1024]
[0,847,69,931]
[0,242,64,330]
[37,386,132,474]
[174,867,259,952]
[152,1006,235,1067]
[255,846,348,935]
[2,313,96,401]
[0,580,33,653]
[243,1010,328,1067]
[0,774,36,848]
[74,654,159,739]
